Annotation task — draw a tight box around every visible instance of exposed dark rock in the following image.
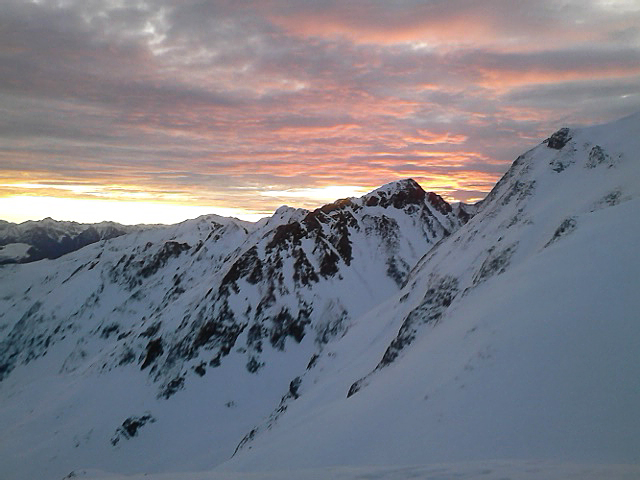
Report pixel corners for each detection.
[370,179,427,209]
[119,348,136,366]
[292,248,319,286]
[0,301,46,382]
[306,354,319,370]
[596,191,622,209]
[154,301,246,382]
[192,314,243,353]
[587,145,610,168]
[347,379,364,398]
[269,308,310,350]
[366,215,398,242]
[545,218,577,248]
[550,149,577,172]
[289,376,302,399]
[246,323,265,353]
[315,310,349,345]
[427,192,453,215]
[347,276,459,398]
[246,356,264,373]
[160,376,185,399]
[233,428,257,456]
[100,323,119,339]
[138,242,191,279]
[455,203,473,224]
[546,127,572,150]
[140,338,163,370]
[255,285,277,317]
[139,322,162,338]
[221,247,264,292]
[379,275,459,368]
[194,362,207,376]
[332,218,353,265]
[473,244,518,285]
[111,414,156,445]
[501,180,536,206]
[386,257,410,287]
[319,198,355,215]
[319,251,340,277]
[267,222,306,250]
[108,242,190,290]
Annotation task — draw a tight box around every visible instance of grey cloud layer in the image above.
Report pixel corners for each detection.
[1,0,640,211]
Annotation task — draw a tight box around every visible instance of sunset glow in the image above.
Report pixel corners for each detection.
[1,0,639,224]
[0,195,266,225]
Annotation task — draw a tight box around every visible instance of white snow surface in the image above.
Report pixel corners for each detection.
[0,242,31,262]
[1,113,639,480]
[60,461,640,480]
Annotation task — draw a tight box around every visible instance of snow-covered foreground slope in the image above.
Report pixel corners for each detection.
[213,113,640,475]
[61,461,640,480]
[1,113,639,480]
[214,113,640,471]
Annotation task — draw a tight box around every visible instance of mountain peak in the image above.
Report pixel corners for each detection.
[368,178,424,196]
[544,127,572,150]
[362,178,427,208]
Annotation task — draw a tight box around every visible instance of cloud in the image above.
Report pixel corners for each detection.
[1,0,639,221]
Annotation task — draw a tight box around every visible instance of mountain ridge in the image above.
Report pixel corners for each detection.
[0,218,149,265]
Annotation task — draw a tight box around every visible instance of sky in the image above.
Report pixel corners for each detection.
[1,0,639,224]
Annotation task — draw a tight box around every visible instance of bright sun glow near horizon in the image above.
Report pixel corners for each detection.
[0,195,269,225]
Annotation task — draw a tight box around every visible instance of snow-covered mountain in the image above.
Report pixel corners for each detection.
[222,113,640,474]
[1,113,639,480]
[0,180,468,479]
[0,218,144,265]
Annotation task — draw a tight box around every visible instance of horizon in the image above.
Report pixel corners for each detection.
[1,0,639,225]
[0,177,465,225]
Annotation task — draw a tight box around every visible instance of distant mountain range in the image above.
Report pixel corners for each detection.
[0,218,144,265]
[0,113,639,480]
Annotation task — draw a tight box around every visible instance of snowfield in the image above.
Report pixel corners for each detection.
[1,113,639,480]
[63,461,640,480]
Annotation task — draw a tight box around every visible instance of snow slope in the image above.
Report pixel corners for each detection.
[216,112,640,473]
[58,461,640,480]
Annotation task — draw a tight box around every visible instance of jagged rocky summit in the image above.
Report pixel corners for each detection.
[1,112,639,480]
